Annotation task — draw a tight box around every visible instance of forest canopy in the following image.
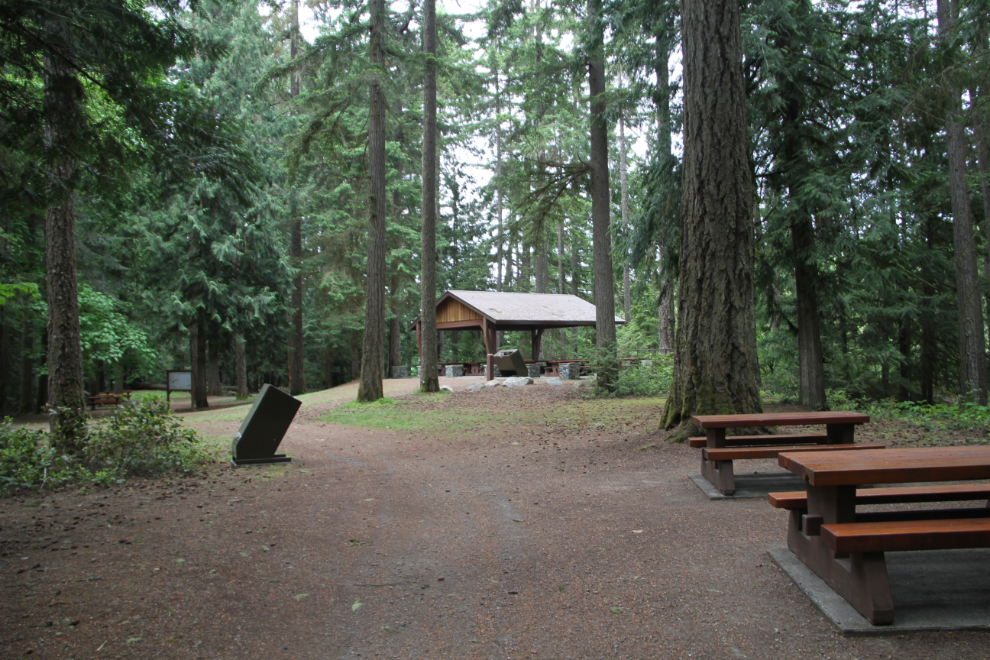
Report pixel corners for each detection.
[2,0,989,428]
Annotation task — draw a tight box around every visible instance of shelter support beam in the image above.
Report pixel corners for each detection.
[531,328,544,361]
[483,319,497,381]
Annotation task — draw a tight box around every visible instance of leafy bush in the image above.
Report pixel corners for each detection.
[83,401,210,477]
[0,419,89,491]
[1,402,210,493]
[586,351,674,398]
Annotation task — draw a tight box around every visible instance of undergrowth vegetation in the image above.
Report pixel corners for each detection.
[1,402,211,493]
[585,352,674,398]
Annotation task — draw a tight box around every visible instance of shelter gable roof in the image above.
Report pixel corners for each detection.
[439,290,624,324]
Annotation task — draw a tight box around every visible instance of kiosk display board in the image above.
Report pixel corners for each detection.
[166,370,193,402]
[231,384,301,466]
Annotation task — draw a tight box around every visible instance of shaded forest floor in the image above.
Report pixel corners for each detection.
[2,377,989,659]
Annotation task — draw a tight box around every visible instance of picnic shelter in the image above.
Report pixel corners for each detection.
[410,290,625,380]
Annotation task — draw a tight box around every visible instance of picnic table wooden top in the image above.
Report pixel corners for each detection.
[691,411,870,429]
[779,445,990,487]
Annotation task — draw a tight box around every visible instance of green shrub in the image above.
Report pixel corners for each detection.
[1,402,210,494]
[83,401,210,477]
[0,419,88,491]
[586,351,674,398]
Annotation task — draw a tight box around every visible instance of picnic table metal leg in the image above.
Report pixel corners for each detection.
[786,484,895,625]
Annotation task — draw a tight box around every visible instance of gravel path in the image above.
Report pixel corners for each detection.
[2,379,988,659]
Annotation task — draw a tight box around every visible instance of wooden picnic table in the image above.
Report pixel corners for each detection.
[690,412,875,496]
[773,446,990,625]
[543,359,584,378]
[87,391,132,410]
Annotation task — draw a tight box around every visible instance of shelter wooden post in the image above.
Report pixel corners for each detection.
[531,328,544,361]
[483,318,496,381]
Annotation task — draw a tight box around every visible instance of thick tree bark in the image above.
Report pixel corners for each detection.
[235,336,248,398]
[287,0,306,396]
[938,0,987,404]
[588,0,617,390]
[619,114,631,321]
[357,0,389,402]
[661,0,762,437]
[194,309,209,408]
[418,0,440,394]
[43,18,87,449]
[557,221,565,294]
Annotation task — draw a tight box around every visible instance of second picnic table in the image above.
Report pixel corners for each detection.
[772,445,990,625]
[690,411,876,496]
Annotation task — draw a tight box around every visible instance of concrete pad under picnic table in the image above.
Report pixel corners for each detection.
[689,471,807,499]
[769,547,990,636]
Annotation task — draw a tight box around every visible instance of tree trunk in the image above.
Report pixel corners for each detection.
[535,241,548,293]
[521,243,532,292]
[557,220,565,294]
[357,0,389,402]
[194,310,209,408]
[388,311,401,375]
[570,231,579,349]
[418,0,440,394]
[208,339,223,396]
[619,115,631,321]
[235,336,248,398]
[495,63,505,294]
[19,321,35,414]
[43,16,87,450]
[658,277,674,354]
[661,0,762,437]
[655,13,676,355]
[287,0,306,396]
[190,320,198,404]
[588,0,617,390]
[792,215,826,409]
[938,0,987,404]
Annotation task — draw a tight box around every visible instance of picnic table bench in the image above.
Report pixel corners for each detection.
[690,412,877,496]
[772,446,990,625]
[87,391,132,410]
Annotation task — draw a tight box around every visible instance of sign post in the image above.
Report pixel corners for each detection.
[166,370,193,407]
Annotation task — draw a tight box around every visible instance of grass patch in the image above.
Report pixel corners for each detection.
[317,391,665,438]
[317,394,486,434]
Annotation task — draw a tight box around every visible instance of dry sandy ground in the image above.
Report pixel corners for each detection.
[2,377,988,659]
